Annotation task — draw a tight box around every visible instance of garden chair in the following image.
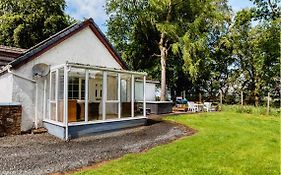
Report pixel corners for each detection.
[203,102,215,112]
[188,101,198,112]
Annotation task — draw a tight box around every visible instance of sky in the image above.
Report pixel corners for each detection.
[65,0,255,33]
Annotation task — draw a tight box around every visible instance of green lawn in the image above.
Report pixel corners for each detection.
[75,112,280,175]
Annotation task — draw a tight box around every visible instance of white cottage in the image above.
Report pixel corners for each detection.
[0,18,148,140]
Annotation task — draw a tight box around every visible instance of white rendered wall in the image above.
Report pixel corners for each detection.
[12,76,39,131]
[11,26,124,131]
[0,73,13,103]
[14,26,122,79]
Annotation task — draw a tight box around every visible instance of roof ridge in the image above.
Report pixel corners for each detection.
[7,18,128,70]
[23,21,81,53]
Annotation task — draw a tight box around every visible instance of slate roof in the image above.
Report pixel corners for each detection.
[7,18,128,70]
[0,45,26,67]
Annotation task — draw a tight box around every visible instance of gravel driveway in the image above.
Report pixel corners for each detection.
[0,120,195,175]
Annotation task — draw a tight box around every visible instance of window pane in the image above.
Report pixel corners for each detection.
[120,74,132,118]
[50,71,56,121]
[135,75,144,117]
[50,72,56,101]
[106,103,118,120]
[57,68,64,122]
[67,68,85,123]
[50,103,56,121]
[135,78,144,101]
[88,70,103,121]
[107,72,118,100]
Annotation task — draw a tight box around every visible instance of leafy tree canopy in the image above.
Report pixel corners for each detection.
[0,0,74,48]
[106,0,231,100]
[106,0,280,105]
[250,0,280,20]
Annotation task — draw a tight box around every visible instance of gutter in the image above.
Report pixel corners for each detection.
[8,68,36,83]
[7,66,39,129]
[0,64,12,74]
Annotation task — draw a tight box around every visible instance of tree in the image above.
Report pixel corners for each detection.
[106,0,231,101]
[0,0,74,48]
[229,8,280,105]
[107,0,194,101]
[171,0,232,100]
[148,0,191,100]
[250,0,280,20]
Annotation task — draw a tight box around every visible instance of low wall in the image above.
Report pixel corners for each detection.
[44,117,147,139]
[0,103,22,137]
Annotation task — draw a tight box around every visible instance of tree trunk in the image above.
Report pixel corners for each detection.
[159,32,167,101]
[159,0,172,101]
[254,92,259,106]
[253,76,260,106]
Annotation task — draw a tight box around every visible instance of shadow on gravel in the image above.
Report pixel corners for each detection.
[145,118,162,126]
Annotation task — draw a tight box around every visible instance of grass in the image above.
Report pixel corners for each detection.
[74,110,280,175]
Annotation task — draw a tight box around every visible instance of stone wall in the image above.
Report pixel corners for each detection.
[0,103,22,137]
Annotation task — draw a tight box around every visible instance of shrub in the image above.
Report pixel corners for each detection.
[222,105,280,117]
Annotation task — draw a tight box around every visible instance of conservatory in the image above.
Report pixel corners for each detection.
[43,62,147,140]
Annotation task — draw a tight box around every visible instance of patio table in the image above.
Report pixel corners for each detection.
[194,103,204,112]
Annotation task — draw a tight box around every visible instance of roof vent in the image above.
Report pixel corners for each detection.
[32,63,50,78]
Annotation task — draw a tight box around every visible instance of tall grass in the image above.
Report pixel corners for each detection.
[223,105,280,117]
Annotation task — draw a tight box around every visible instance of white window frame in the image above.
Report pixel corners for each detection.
[46,62,148,130]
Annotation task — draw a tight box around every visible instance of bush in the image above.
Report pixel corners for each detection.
[222,105,280,117]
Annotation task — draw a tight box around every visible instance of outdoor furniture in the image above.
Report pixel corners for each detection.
[203,102,215,112]
[176,97,183,104]
[68,100,77,122]
[174,97,188,112]
[173,104,188,112]
[188,102,198,112]
[176,97,188,104]
[194,103,204,112]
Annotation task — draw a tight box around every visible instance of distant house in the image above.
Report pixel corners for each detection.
[0,18,150,140]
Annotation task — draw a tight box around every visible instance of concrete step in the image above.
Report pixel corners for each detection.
[31,127,48,134]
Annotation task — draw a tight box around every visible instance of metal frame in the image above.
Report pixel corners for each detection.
[131,75,135,118]
[143,76,146,117]
[67,62,147,76]
[85,69,89,122]
[117,73,121,119]
[63,65,69,140]
[102,71,107,120]
[55,69,59,121]
[43,79,47,120]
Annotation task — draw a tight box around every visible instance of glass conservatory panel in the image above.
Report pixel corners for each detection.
[106,72,118,101]
[57,68,64,123]
[120,74,132,118]
[68,68,86,122]
[88,70,103,121]
[134,75,145,117]
[49,71,56,121]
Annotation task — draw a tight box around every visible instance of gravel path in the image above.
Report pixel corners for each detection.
[0,120,195,175]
